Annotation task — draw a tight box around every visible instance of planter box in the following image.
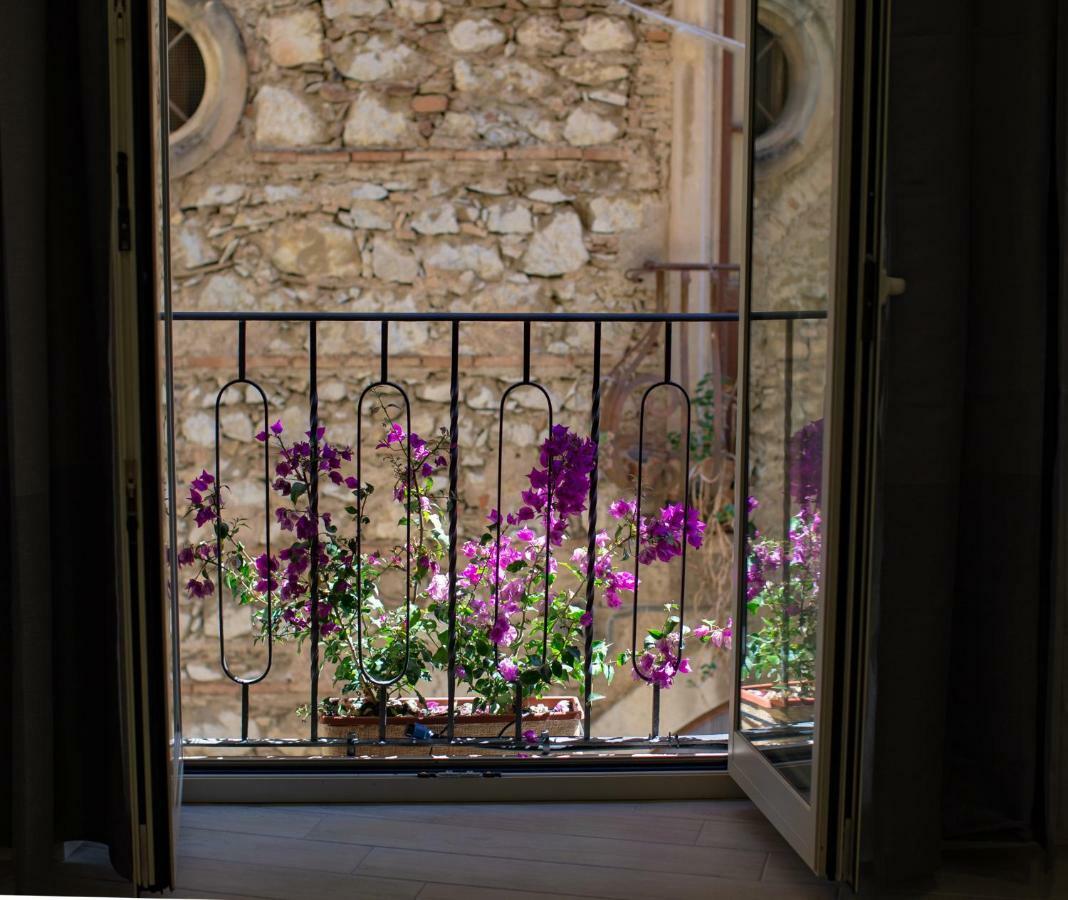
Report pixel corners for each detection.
[740,682,814,725]
[318,696,583,758]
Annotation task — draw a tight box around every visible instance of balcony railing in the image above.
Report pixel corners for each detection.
[169,304,825,758]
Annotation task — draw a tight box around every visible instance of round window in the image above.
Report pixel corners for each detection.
[752,2,833,173]
[167,19,207,133]
[754,24,789,139]
[166,0,248,178]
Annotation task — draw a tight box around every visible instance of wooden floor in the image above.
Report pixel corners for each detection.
[46,800,1066,899]
[167,800,837,900]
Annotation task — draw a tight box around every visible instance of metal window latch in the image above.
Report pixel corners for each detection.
[880,270,906,303]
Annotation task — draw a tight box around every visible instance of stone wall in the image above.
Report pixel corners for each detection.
[171,0,750,749]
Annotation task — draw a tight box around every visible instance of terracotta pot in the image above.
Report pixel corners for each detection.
[318,695,583,758]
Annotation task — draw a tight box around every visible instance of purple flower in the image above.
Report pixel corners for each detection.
[186,577,214,598]
[498,658,519,682]
[177,546,195,566]
[489,615,518,647]
[580,611,593,628]
[522,729,537,743]
[377,422,406,449]
[789,419,824,505]
[608,498,636,520]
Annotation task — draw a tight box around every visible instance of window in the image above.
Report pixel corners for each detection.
[166,0,247,177]
[754,24,789,139]
[167,19,207,134]
[752,2,833,172]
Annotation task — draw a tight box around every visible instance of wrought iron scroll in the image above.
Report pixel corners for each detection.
[493,322,554,742]
[353,322,414,741]
[213,320,273,742]
[629,322,693,739]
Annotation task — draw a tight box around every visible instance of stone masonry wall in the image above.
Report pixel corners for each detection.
[170,0,746,749]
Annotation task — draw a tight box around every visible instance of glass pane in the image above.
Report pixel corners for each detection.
[739,0,836,799]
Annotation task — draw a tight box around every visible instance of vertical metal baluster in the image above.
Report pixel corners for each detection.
[676,348,692,724]
[446,322,460,742]
[655,324,671,739]
[664,321,673,383]
[582,322,602,741]
[236,322,248,741]
[378,684,388,744]
[515,681,523,744]
[522,321,531,383]
[381,321,389,384]
[780,319,794,695]
[308,321,320,741]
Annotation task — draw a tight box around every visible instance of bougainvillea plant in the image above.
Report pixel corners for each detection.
[738,418,824,699]
[178,401,715,718]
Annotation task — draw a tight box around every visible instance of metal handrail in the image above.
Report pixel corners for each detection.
[171,307,827,753]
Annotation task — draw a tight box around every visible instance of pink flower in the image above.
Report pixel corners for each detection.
[522,729,537,743]
[498,658,519,682]
[692,624,711,639]
[427,573,449,602]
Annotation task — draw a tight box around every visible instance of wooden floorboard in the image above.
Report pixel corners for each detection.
[302,811,767,879]
[168,800,842,900]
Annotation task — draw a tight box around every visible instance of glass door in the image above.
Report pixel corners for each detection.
[728,0,885,875]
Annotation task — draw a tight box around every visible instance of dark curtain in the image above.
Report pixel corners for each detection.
[862,0,1063,886]
[1,0,133,889]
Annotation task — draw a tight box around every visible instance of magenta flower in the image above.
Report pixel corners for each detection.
[376,422,406,448]
[522,729,537,743]
[498,658,519,682]
[489,616,518,647]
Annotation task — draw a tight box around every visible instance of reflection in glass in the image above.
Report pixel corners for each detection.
[739,0,835,799]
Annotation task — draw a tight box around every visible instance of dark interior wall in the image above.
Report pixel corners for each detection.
[942,1,1057,840]
[0,145,11,852]
[862,0,971,881]
[864,0,1061,884]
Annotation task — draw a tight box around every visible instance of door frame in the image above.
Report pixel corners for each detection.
[727,0,890,882]
[109,0,184,890]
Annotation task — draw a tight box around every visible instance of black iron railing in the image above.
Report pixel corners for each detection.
[171,307,826,755]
